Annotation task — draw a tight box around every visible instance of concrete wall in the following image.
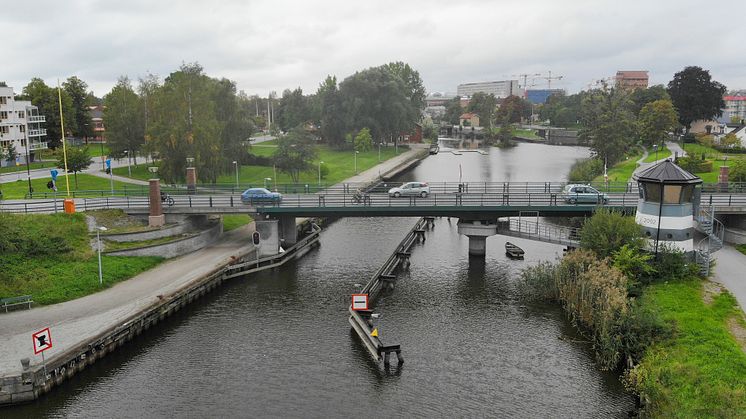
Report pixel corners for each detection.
[104,220,222,258]
[103,215,209,242]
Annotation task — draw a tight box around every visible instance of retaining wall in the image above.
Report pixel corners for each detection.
[104,220,222,259]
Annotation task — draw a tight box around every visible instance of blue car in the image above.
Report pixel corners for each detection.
[241,188,282,204]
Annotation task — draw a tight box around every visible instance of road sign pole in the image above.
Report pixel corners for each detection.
[41,351,47,377]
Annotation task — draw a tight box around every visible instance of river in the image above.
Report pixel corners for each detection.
[6,141,636,418]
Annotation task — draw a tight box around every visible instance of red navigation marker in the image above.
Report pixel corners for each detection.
[351,294,369,311]
[32,327,53,355]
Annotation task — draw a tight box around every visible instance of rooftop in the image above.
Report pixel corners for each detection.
[634,159,702,185]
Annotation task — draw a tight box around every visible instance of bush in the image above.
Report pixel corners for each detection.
[650,244,700,280]
[580,208,645,259]
[676,156,712,173]
[695,133,715,148]
[242,152,273,166]
[517,261,560,301]
[568,158,603,182]
[0,213,88,257]
[730,159,746,182]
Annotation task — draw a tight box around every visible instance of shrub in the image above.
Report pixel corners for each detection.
[676,156,712,173]
[580,208,645,259]
[695,133,715,148]
[682,132,696,143]
[730,159,746,182]
[568,158,603,182]
[517,261,560,302]
[651,244,700,280]
[0,213,88,257]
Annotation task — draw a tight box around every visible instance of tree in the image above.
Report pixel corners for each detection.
[57,146,93,188]
[638,99,678,146]
[63,76,93,139]
[20,78,75,149]
[668,66,726,131]
[580,208,644,259]
[721,132,741,149]
[3,144,18,163]
[730,159,746,182]
[630,84,670,115]
[443,96,463,125]
[381,61,426,112]
[467,92,497,129]
[579,84,636,164]
[497,95,532,123]
[104,76,144,163]
[276,87,310,132]
[316,76,346,147]
[272,127,317,183]
[353,127,373,152]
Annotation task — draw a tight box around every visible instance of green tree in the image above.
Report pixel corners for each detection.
[580,208,644,259]
[730,159,746,182]
[272,127,317,183]
[104,76,144,163]
[630,85,670,115]
[497,95,532,123]
[353,127,373,152]
[57,146,93,188]
[638,99,678,146]
[443,96,463,125]
[668,66,726,131]
[62,76,93,139]
[720,132,741,149]
[277,87,310,132]
[316,76,346,147]
[20,78,75,149]
[381,61,426,112]
[3,144,18,163]
[467,92,498,129]
[579,84,636,164]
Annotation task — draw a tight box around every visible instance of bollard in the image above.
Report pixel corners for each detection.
[21,358,30,370]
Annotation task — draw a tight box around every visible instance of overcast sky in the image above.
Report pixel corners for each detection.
[3,0,745,98]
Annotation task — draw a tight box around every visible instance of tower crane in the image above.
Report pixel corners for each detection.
[511,73,542,94]
[542,71,564,89]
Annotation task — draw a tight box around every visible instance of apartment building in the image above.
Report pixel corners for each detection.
[723,95,746,123]
[0,86,47,166]
[615,71,649,89]
[457,80,522,99]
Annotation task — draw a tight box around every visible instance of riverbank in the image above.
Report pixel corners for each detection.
[0,146,429,406]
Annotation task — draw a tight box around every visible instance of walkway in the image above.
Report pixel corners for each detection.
[631,141,687,180]
[712,245,746,314]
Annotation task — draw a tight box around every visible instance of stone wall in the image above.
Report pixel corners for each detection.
[104,220,222,258]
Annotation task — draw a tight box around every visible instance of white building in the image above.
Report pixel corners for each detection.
[0,86,47,167]
[456,80,522,99]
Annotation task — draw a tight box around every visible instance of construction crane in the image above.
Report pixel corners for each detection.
[542,71,564,89]
[511,73,542,94]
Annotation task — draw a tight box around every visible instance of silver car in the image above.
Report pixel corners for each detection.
[388,182,430,198]
[561,184,608,204]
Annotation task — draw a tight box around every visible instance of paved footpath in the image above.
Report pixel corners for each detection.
[0,146,426,378]
[712,245,746,314]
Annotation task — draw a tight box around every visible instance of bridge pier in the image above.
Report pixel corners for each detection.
[277,215,298,247]
[148,179,165,227]
[457,219,498,257]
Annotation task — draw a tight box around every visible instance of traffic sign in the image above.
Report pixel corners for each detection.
[351,294,369,311]
[32,327,53,354]
[50,169,58,181]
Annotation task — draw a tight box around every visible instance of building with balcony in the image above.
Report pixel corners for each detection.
[88,104,106,143]
[457,80,522,99]
[0,86,48,167]
[723,95,746,124]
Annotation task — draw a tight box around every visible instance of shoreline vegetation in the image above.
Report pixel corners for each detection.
[518,209,746,416]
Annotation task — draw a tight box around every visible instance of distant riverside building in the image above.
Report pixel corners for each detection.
[525,88,566,104]
[615,71,649,89]
[0,86,47,167]
[457,80,522,99]
[88,105,106,143]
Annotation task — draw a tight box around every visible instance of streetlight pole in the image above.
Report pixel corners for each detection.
[23,132,33,198]
[318,161,324,186]
[97,226,108,286]
[378,142,381,162]
[264,177,271,189]
[654,144,658,162]
[354,151,359,174]
[124,150,131,178]
[233,161,239,190]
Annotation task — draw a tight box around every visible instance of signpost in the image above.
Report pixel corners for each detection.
[32,327,52,376]
[351,294,369,311]
[105,158,113,194]
[50,169,59,212]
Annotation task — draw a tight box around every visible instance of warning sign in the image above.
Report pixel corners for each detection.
[351,294,369,311]
[32,327,53,355]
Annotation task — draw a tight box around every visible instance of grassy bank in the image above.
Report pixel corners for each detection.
[223,214,253,232]
[628,280,746,417]
[0,212,163,305]
[113,144,406,186]
[592,153,643,183]
[642,145,672,163]
[0,173,140,199]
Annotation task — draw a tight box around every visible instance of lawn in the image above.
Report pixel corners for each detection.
[0,161,56,174]
[631,279,746,417]
[592,153,643,183]
[737,244,746,256]
[0,212,163,305]
[114,144,406,187]
[513,128,541,140]
[642,144,672,163]
[222,214,253,232]
[0,173,144,199]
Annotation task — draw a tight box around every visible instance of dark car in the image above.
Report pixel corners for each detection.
[241,188,282,204]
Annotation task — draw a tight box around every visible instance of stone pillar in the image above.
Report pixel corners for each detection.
[718,165,729,187]
[186,167,197,195]
[148,179,165,227]
[255,219,280,256]
[457,219,498,257]
[278,215,297,247]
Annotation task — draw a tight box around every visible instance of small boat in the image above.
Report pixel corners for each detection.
[505,242,525,259]
[428,144,440,154]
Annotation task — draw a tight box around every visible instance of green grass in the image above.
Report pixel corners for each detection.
[0,213,163,305]
[737,244,746,256]
[104,235,191,251]
[223,214,253,232]
[88,209,155,234]
[631,279,746,417]
[592,153,643,183]
[643,145,672,163]
[0,161,56,174]
[513,128,541,140]
[113,144,406,186]
[0,173,143,199]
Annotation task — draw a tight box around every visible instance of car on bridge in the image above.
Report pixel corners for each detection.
[388,182,430,198]
[241,188,282,204]
[561,184,608,204]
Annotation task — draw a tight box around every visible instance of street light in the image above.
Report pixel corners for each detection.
[186,157,195,167]
[378,142,381,162]
[318,161,324,186]
[264,177,271,189]
[653,144,658,162]
[354,150,359,174]
[123,150,131,178]
[232,161,239,190]
[96,226,108,286]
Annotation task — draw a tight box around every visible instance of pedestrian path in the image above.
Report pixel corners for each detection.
[712,245,746,315]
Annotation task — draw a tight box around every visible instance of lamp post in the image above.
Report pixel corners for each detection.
[653,144,658,162]
[186,157,194,167]
[124,150,131,178]
[378,142,381,162]
[264,177,271,189]
[318,161,324,186]
[354,150,359,174]
[96,226,108,286]
[23,132,33,198]
[232,161,239,190]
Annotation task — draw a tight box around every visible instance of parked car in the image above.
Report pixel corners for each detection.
[388,182,430,198]
[561,184,608,204]
[241,187,282,204]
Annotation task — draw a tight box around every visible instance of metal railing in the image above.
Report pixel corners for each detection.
[504,218,581,246]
